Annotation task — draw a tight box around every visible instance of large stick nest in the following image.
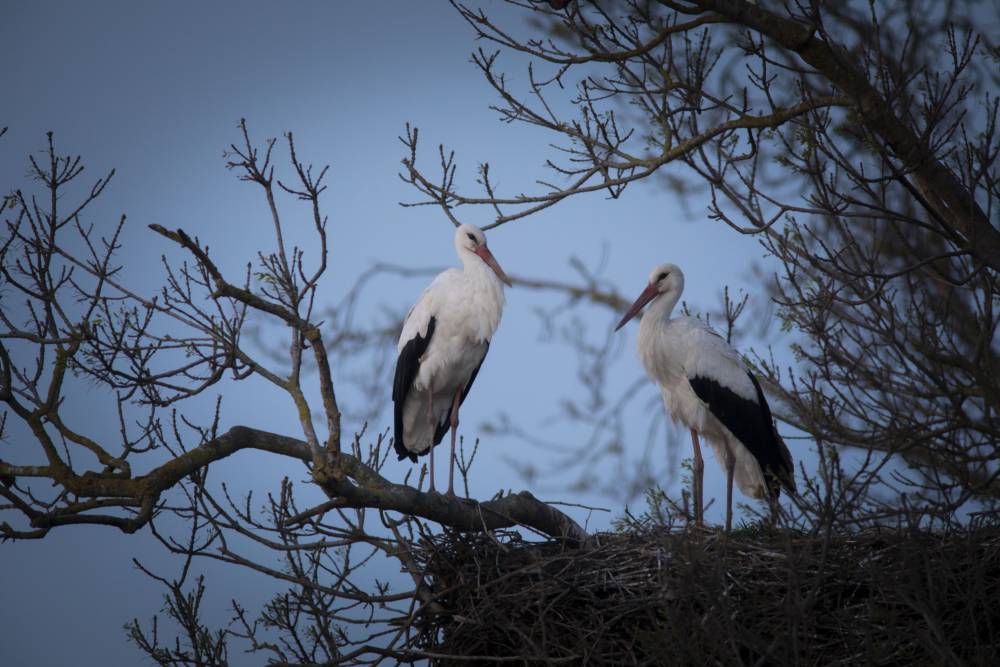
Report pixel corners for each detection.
[413,525,1000,665]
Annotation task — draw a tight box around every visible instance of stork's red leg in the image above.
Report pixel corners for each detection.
[689,429,705,525]
[723,442,736,533]
[427,384,436,493]
[767,494,780,527]
[447,388,462,497]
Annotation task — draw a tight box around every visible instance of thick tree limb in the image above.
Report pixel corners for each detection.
[3,425,588,544]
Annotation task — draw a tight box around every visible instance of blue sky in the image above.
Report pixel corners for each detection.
[1,2,785,664]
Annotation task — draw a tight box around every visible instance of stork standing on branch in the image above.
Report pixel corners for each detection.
[392,224,511,495]
[615,264,796,531]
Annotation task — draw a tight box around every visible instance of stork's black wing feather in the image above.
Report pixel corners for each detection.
[392,316,436,462]
[747,372,796,495]
[688,372,794,498]
[432,342,490,446]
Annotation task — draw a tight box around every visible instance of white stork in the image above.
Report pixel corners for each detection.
[615,263,795,530]
[392,223,511,495]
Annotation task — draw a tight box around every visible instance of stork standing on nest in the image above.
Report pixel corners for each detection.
[392,223,511,495]
[615,263,795,531]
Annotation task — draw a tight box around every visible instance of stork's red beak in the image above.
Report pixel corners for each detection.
[615,283,658,331]
[475,245,512,287]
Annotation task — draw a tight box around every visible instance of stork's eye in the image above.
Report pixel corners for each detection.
[657,272,669,282]
[466,232,477,243]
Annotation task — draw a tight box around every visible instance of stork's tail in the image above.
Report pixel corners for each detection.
[769,427,797,498]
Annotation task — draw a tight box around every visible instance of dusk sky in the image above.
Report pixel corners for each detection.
[2,2,791,664]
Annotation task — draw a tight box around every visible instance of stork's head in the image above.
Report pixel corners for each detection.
[614,263,684,331]
[455,223,512,287]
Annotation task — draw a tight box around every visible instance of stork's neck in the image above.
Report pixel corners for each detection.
[641,288,681,329]
[457,248,506,341]
[636,287,682,377]
[460,250,504,289]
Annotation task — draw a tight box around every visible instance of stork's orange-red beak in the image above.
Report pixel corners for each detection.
[615,283,658,331]
[475,245,512,287]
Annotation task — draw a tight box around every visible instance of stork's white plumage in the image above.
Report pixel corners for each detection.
[392,223,511,495]
[615,263,795,530]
